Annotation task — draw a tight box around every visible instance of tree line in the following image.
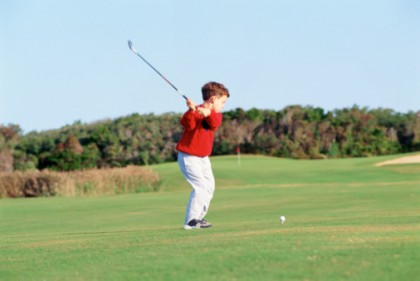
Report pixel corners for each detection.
[1,106,419,172]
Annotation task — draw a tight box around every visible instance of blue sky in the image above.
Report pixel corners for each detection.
[1,0,419,133]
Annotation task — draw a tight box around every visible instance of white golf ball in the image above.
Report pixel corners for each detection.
[279,216,286,223]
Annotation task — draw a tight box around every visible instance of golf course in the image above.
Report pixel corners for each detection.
[1,154,419,281]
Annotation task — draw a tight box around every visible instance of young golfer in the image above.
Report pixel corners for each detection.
[176,81,230,229]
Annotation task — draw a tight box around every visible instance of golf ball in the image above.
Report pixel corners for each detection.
[279,216,286,223]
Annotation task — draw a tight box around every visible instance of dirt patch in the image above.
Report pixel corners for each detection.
[375,154,420,167]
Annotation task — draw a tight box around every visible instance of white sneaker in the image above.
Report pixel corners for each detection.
[183,219,212,230]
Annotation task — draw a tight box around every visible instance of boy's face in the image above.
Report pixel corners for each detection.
[212,95,228,113]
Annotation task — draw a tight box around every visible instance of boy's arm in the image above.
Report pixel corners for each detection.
[204,111,223,130]
[180,110,198,130]
[180,98,198,130]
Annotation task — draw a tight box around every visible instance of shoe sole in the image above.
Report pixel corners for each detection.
[183,224,212,230]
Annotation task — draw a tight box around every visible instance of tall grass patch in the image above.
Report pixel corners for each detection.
[0,166,160,198]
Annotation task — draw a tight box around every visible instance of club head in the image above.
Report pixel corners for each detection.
[128,40,136,52]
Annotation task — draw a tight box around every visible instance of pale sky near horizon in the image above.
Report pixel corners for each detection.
[1,0,419,133]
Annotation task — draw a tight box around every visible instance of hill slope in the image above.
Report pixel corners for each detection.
[151,154,420,192]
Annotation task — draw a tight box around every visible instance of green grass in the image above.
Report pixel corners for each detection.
[1,154,419,281]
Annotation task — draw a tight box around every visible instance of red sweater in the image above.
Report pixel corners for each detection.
[176,106,223,157]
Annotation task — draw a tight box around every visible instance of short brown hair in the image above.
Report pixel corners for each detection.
[201,81,230,101]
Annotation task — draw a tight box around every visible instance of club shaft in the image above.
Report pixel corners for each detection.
[129,41,188,100]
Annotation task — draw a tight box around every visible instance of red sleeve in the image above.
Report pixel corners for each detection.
[204,111,222,130]
[180,109,198,131]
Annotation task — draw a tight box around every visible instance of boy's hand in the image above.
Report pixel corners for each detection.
[197,107,211,117]
[186,99,196,111]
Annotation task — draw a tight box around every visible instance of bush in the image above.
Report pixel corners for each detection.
[0,170,59,198]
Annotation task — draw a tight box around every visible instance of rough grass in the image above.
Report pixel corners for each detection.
[0,154,419,280]
[0,166,160,198]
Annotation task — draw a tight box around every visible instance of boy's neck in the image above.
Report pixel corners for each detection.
[203,100,213,110]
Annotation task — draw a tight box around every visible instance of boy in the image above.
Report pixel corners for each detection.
[176,81,230,229]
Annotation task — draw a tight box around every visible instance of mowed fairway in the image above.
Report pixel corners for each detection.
[1,155,419,281]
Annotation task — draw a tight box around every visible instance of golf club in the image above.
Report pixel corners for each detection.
[128,40,188,100]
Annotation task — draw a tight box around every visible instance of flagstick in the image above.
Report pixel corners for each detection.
[236,146,241,166]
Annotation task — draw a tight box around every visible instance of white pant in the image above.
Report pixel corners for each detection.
[178,151,215,225]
